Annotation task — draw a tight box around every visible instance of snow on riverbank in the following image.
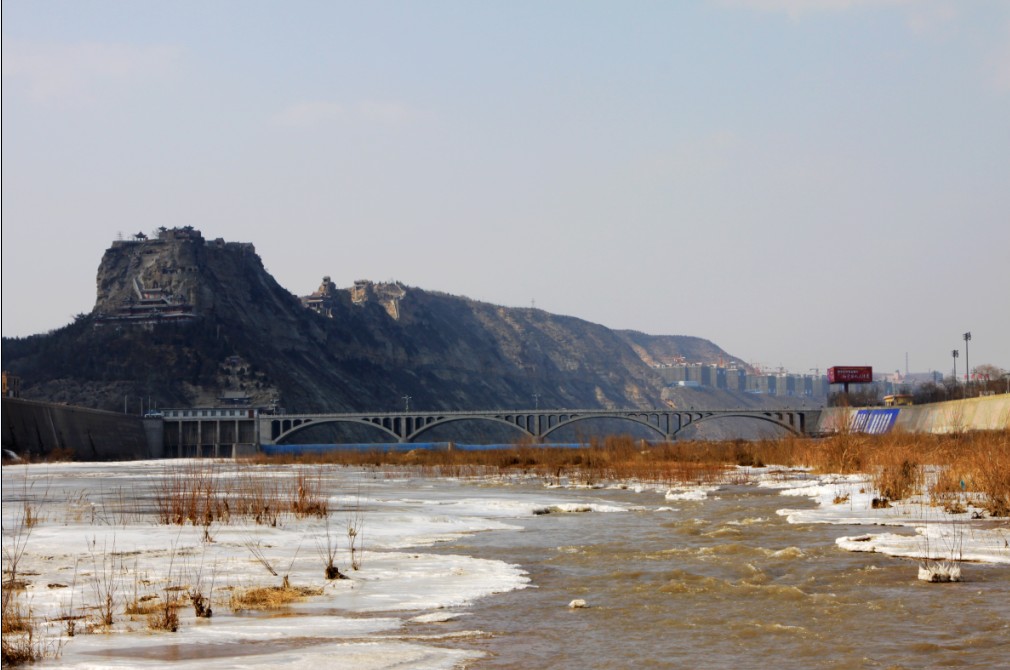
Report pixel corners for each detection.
[762,469,1010,565]
[0,460,639,669]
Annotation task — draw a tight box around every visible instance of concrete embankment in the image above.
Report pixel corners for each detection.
[817,394,1010,435]
[1,397,159,460]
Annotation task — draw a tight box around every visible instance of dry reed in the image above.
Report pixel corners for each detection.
[247,429,1010,515]
[152,464,332,527]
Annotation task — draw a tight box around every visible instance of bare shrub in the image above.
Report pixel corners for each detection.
[58,560,81,637]
[230,472,280,526]
[317,517,345,580]
[87,539,118,628]
[1,607,47,666]
[188,549,216,618]
[147,596,180,632]
[154,462,226,526]
[290,469,328,518]
[2,507,55,666]
[346,491,365,571]
[190,591,212,619]
[244,540,278,577]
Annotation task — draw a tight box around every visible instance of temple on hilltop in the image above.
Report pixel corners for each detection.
[104,276,197,325]
[351,280,406,320]
[94,227,206,327]
[302,276,341,318]
[302,277,407,320]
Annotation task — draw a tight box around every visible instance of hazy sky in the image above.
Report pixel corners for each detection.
[3,0,1008,377]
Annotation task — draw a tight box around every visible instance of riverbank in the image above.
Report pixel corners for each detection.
[3,451,1009,668]
[252,429,1010,519]
[818,393,1010,434]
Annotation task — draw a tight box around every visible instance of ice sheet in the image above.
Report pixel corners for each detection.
[772,471,1010,564]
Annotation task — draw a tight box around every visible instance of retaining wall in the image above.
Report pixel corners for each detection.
[1,398,157,460]
[817,395,1010,435]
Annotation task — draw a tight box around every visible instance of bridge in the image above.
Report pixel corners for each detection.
[261,408,821,445]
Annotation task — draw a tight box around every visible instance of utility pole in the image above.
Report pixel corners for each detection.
[952,350,959,391]
[963,332,971,396]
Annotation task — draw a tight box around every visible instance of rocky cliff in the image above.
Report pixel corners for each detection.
[3,228,746,415]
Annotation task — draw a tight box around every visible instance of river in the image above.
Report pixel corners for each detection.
[2,461,1008,669]
[433,481,1010,669]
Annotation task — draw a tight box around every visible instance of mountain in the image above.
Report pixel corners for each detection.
[2,228,746,415]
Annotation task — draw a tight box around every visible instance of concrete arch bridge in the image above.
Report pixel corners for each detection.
[262,408,820,446]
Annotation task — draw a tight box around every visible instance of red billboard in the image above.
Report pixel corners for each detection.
[828,366,873,384]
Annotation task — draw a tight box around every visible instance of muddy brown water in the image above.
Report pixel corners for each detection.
[430,484,1010,669]
[6,466,1008,669]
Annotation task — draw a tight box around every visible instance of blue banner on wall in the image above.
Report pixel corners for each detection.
[850,408,900,434]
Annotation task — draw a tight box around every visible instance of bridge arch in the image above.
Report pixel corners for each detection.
[272,417,400,444]
[540,414,670,441]
[673,412,802,438]
[407,415,534,442]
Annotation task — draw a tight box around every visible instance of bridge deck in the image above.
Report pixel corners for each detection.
[259,408,820,445]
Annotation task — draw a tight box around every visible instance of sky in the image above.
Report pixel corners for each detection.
[3,0,1008,377]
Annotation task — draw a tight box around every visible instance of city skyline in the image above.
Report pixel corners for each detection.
[3,1,1008,375]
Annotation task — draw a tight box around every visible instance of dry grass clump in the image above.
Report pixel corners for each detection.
[190,591,212,619]
[790,430,1009,514]
[229,584,322,611]
[760,430,1008,512]
[124,593,162,616]
[867,433,923,502]
[153,464,331,527]
[1,602,50,667]
[125,577,189,631]
[148,598,180,632]
[289,470,328,518]
[1,599,33,635]
[970,435,1010,517]
[155,463,228,526]
[227,473,280,526]
[939,431,1010,517]
[780,432,869,474]
[2,512,54,666]
[1,620,45,667]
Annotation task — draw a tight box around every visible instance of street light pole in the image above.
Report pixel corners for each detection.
[963,332,971,396]
[952,349,959,394]
[402,395,411,412]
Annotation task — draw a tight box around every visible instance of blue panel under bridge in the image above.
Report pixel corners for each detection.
[260,408,820,446]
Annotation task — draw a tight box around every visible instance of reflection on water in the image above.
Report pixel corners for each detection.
[436,485,1010,669]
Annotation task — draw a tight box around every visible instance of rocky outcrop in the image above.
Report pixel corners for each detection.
[4,229,745,415]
